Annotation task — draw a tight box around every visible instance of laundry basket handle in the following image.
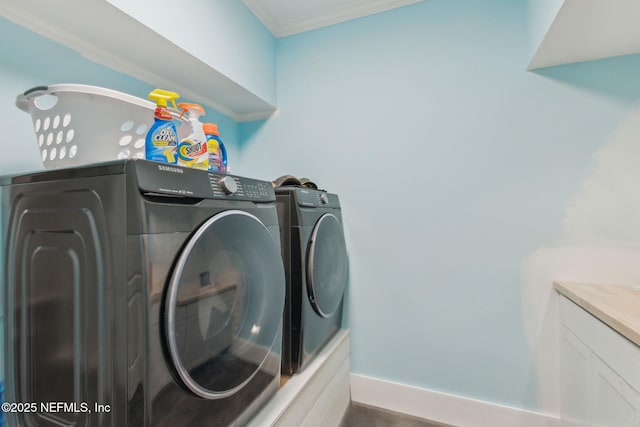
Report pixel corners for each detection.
[15,85,51,112]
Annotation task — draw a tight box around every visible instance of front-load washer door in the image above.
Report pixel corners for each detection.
[306,213,349,318]
[165,210,285,399]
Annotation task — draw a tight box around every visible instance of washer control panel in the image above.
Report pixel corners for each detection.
[274,187,340,209]
[208,174,272,200]
[135,160,275,202]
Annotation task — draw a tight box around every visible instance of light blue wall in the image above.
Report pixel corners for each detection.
[238,0,640,411]
[105,0,277,105]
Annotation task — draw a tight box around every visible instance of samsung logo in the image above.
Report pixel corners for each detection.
[158,165,184,174]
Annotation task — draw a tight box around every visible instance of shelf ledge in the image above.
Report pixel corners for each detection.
[0,0,276,121]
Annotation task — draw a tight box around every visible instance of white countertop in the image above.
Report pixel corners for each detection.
[554,281,640,347]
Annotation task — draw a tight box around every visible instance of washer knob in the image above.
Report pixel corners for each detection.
[220,176,238,194]
[319,193,328,205]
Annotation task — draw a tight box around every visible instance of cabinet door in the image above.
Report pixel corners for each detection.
[560,325,592,426]
[592,355,640,427]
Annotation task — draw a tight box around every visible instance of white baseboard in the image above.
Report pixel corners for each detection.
[350,374,560,427]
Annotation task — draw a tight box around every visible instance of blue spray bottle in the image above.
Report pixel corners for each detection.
[146,89,180,164]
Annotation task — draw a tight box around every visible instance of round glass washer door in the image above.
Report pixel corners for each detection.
[165,210,285,399]
[306,213,348,318]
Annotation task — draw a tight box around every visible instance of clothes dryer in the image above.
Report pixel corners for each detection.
[275,187,348,375]
[2,160,285,426]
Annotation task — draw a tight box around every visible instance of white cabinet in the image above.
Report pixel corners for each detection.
[559,295,640,427]
[559,326,590,426]
[591,356,640,427]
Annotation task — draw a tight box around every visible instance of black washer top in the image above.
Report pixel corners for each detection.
[274,186,340,210]
[3,159,276,203]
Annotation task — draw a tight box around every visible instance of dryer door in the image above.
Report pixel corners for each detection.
[165,210,285,399]
[306,213,349,318]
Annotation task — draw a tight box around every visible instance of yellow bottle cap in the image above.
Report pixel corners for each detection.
[148,89,179,109]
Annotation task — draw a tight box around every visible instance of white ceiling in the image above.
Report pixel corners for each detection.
[245,0,640,67]
[242,0,424,38]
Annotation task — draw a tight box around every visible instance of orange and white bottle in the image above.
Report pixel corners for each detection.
[176,103,209,170]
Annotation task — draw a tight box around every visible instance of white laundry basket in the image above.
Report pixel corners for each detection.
[16,84,188,169]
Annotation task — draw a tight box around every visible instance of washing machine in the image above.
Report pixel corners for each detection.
[275,186,348,375]
[2,159,285,426]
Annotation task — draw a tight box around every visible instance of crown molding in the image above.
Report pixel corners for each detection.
[243,0,423,38]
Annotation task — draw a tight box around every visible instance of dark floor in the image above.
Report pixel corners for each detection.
[340,402,455,427]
